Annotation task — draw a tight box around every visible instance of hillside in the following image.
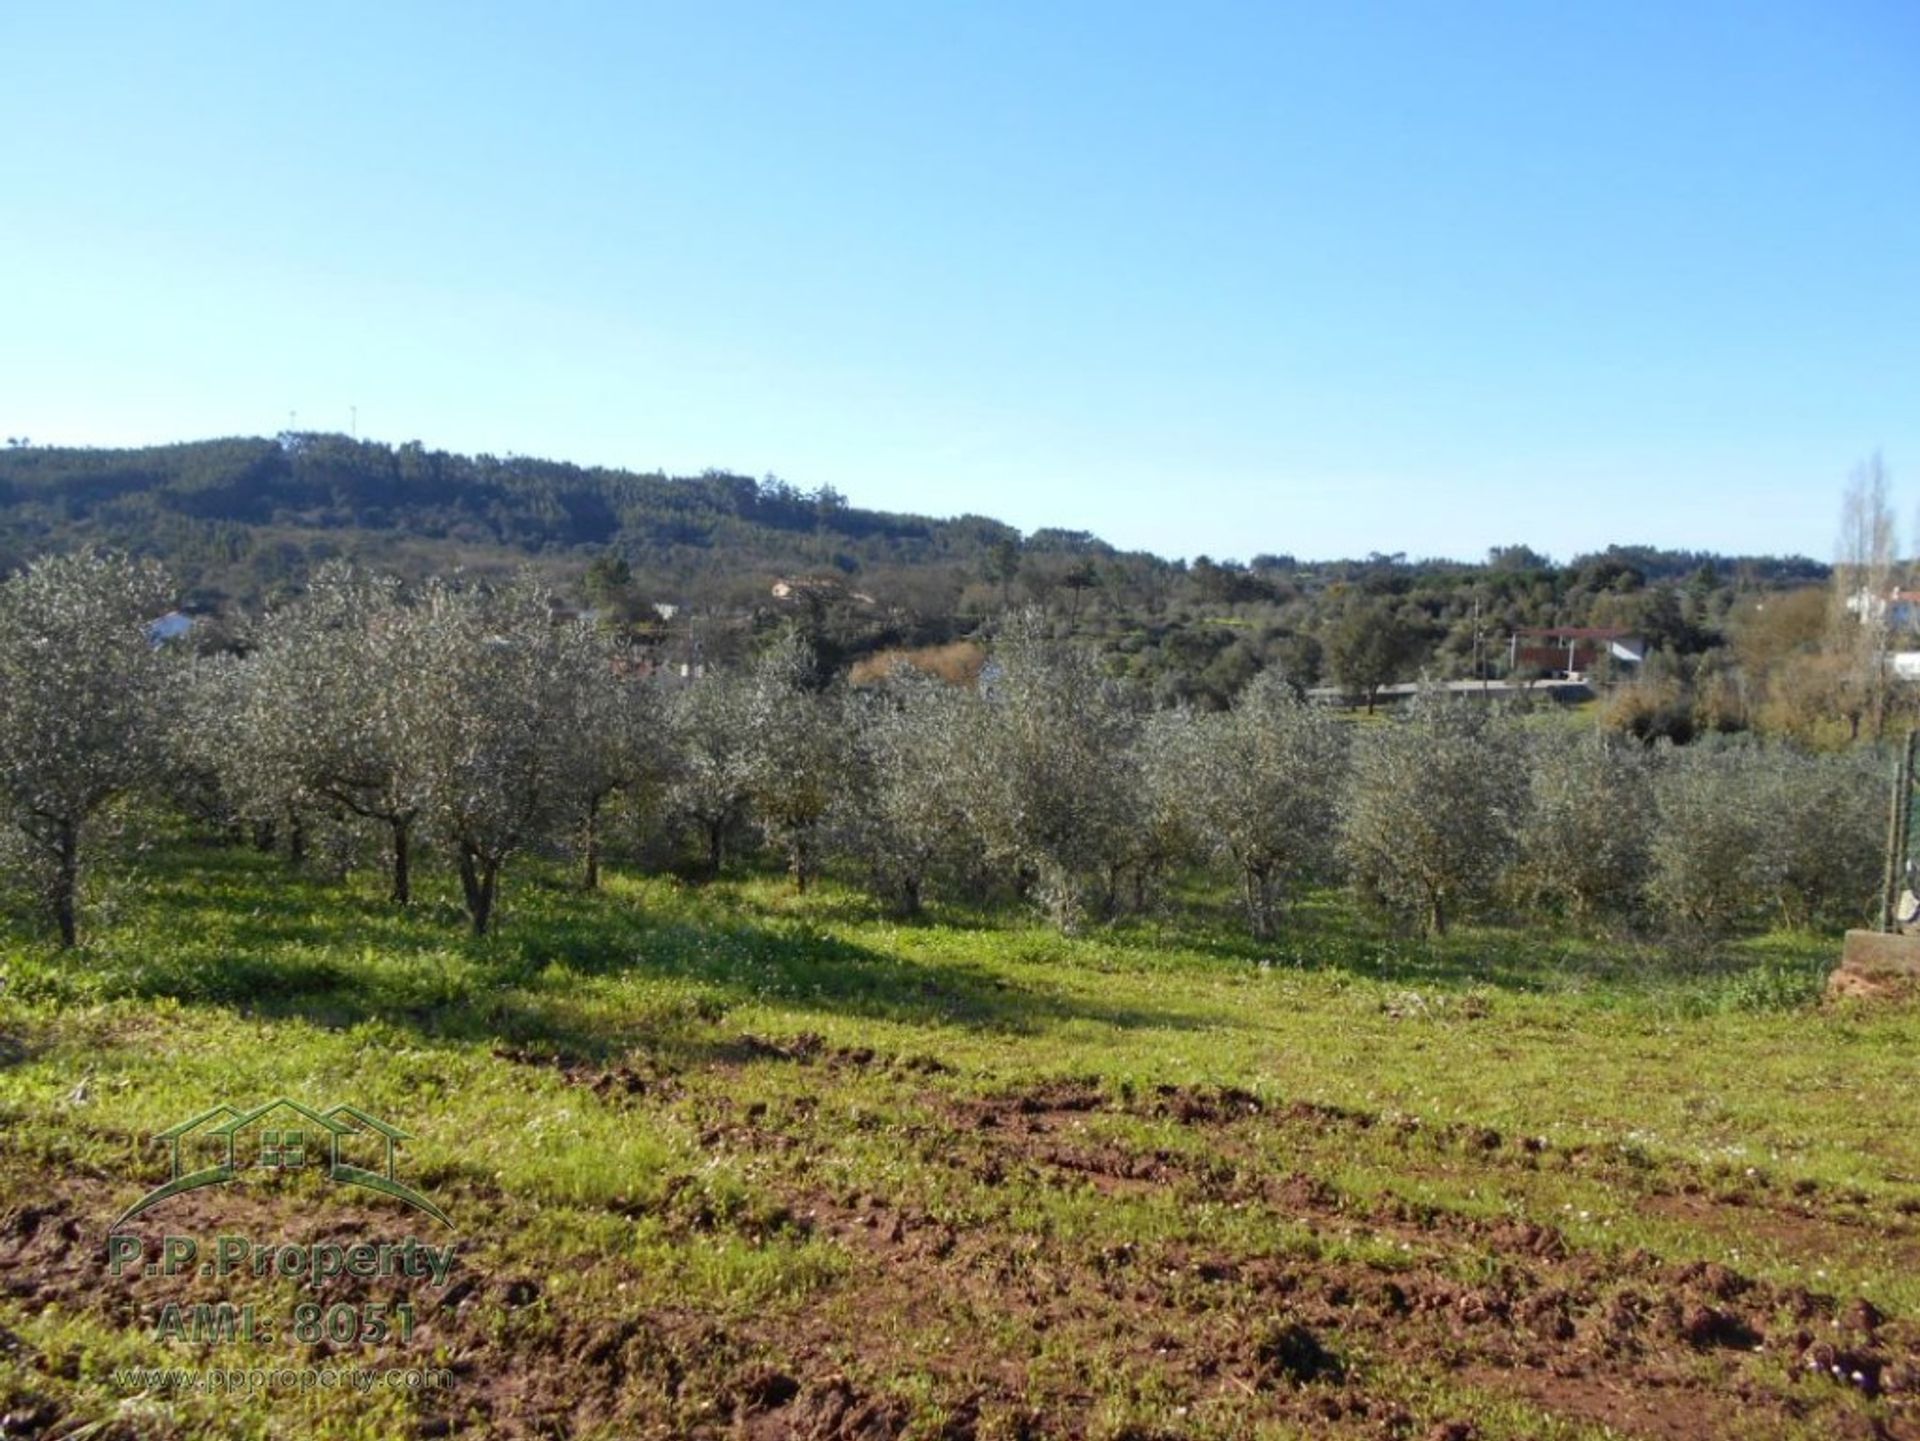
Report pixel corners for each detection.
[0,434,1838,715]
[0,434,1054,610]
[0,435,1829,599]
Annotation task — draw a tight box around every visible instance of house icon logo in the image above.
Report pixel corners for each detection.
[116,1098,453,1229]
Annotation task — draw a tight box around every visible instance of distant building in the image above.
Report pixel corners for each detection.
[1842,587,1920,678]
[1848,587,1920,631]
[1509,627,1645,677]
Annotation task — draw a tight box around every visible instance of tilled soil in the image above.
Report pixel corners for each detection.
[3,1059,1917,1439]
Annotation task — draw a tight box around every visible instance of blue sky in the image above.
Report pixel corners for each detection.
[2,2,1914,563]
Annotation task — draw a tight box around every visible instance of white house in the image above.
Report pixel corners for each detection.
[1846,587,1920,630]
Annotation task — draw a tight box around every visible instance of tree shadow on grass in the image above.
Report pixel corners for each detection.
[0,1028,37,1072]
[648,873,1023,936]
[69,849,1227,1063]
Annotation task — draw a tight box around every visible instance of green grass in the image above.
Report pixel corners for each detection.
[1,846,1915,1439]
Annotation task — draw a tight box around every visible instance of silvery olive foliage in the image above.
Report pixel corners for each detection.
[567,651,672,891]
[1119,706,1210,918]
[1507,730,1653,921]
[1151,670,1347,938]
[225,563,439,900]
[2,551,1905,950]
[840,669,978,918]
[665,662,758,878]
[740,631,848,893]
[183,644,311,858]
[406,574,608,935]
[1340,689,1524,935]
[1651,739,1883,933]
[0,549,173,945]
[168,649,253,832]
[0,801,46,920]
[1644,739,1780,934]
[962,614,1141,932]
[1757,744,1884,929]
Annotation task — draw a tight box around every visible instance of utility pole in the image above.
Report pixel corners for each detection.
[1474,598,1492,694]
[1881,729,1918,933]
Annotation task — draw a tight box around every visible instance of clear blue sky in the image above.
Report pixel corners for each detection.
[2,2,1914,563]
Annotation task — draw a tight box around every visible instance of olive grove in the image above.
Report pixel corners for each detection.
[0,556,1896,945]
[0,551,172,945]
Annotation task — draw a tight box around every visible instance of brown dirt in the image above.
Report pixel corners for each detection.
[1828,967,1919,1002]
[3,1071,1918,1439]
[492,1042,681,1103]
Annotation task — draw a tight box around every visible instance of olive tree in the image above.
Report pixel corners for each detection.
[1507,730,1652,922]
[1114,705,1209,918]
[1158,670,1347,938]
[1754,744,1882,930]
[1644,740,1776,935]
[167,650,255,837]
[665,665,758,878]
[228,564,438,898]
[0,550,173,945]
[1340,690,1523,935]
[216,608,326,864]
[741,632,848,892]
[411,576,604,935]
[842,670,978,918]
[568,656,671,890]
[964,615,1141,931]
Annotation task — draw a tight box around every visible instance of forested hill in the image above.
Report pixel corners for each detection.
[0,433,1060,609]
[0,434,1841,718]
[0,434,1827,605]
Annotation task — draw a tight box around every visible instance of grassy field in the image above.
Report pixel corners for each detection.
[2,847,1918,1439]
